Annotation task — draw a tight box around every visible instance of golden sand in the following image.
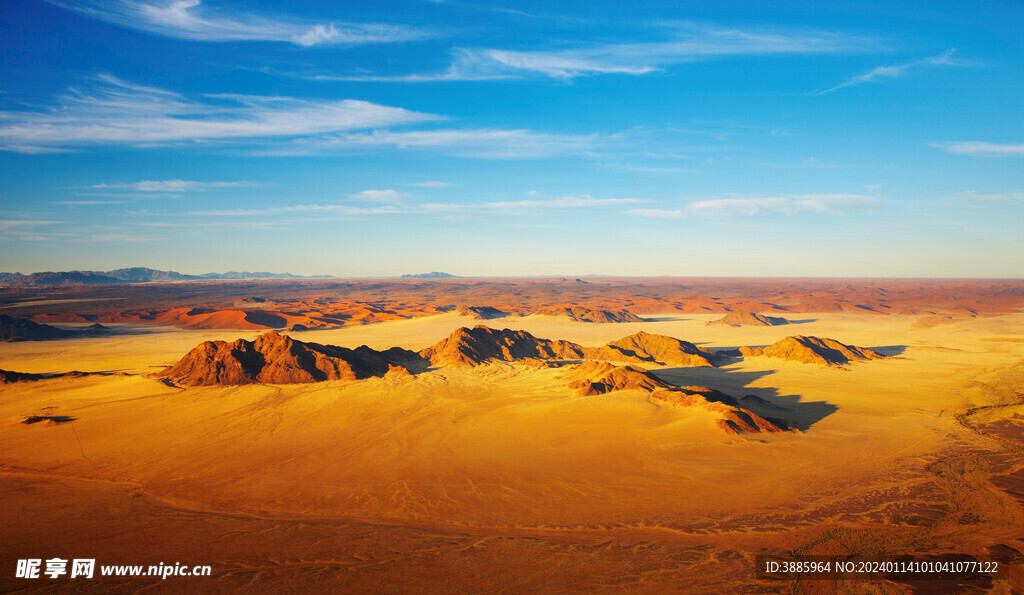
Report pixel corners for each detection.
[2,312,1023,591]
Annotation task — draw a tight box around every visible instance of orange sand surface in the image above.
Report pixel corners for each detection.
[2,296,1024,591]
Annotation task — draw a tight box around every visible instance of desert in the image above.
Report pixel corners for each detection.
[2,277,1023,592]
[3,1,1022,591]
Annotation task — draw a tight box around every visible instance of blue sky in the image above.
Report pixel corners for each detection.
[0,0,1021,277]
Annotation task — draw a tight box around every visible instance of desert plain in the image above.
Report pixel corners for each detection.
[2,277,1023,593]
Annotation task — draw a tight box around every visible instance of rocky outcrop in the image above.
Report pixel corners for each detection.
[159,332,427,386]
[540,306,644,323]
[0,316,109,342]
[419,326,584,367]
[1,368,45,383]
[455,305,509,320]
[420,327,717,368]
[739,335,886,366]
[0,315,77,341]
[562,361,671,396]
[561,362,791,434]
[585,331,717,367]
[706,310,787,327]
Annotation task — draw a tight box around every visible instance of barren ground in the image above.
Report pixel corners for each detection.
[2,284,1023,592]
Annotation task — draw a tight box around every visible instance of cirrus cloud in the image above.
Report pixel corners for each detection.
[0,75,440,153]
[931,141,1024,157]
[46,0,431,46]
[688,194,880,216]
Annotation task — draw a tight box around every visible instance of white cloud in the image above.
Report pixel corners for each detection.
[482,193,640,209]
[0,218,156,242]
[191,203,406,217]
[46,0,430,46]
[795,193,881,213]
[91,179,252,192]
[689,197,796,216]
[0,76,439,153]
[688,194,880,216]
[814,48,962,95]
[276,128,599,159]
[52,200,127,205]
[628,208,683,219]
[0,220,64,229]
[189,192,639,217]
[330,24,873,81]
[932,141,1024,157]
[942,190,1024,203]
[351,189,411,203]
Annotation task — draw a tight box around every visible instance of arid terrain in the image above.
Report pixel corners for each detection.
[2,278,1023,592]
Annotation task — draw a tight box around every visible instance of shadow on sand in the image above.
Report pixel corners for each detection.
[22,415,77,425]
[652,366,838,432]
[870,345,908,356]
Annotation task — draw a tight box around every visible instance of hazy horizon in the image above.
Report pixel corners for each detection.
[1,1,1021,277]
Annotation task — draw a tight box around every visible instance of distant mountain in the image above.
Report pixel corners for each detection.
[107,267,196,282]
[0,267,331,286]
[401,272,456,279]
[199,271,332,280]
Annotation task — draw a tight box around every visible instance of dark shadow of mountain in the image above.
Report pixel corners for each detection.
[644,316,688,322]
[870,345,907,356]
[54,324,159,337]
[243,311,288,328]
[788,319,817,325]
[651,366,838,432]
[22,415,77,424]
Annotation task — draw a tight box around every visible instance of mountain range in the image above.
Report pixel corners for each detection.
[0,267,332,286]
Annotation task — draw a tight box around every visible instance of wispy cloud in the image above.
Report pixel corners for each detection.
[350,189,411,204]
[91,179,253,192]
[47,0,430,46]
[627,208,683,219]
[0,75,440,153]
[190,203,406,217]
[190,192,639,217]
[940,190,1024,206]
[52,200,127,205]
[327,24,873,82]
[813,48,963,95]
[479,192,640,209]
[931,141,1024,157]
[688,194,880,216]
[272,128,600,159]
[0,219,64,230]
[409,180,453,188]
[0,219,155,242]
